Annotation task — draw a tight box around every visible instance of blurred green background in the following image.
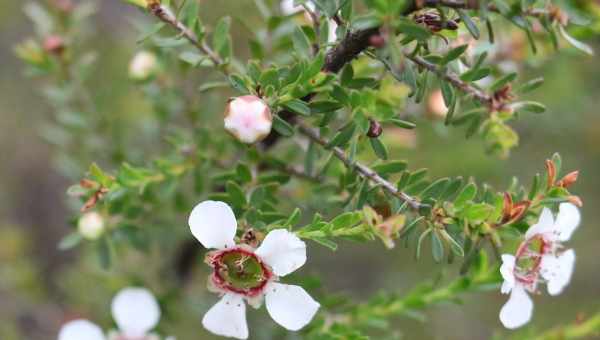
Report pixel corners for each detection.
[1,0,599,339]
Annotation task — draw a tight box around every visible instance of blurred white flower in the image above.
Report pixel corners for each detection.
[78,211,105,240]
[499,203,580,329]
[129,51,158,81]
[58,287,164,340]
[279,0,338,45]
[188,200,320,339]
[224,96,272,144]
[280,0,315,15]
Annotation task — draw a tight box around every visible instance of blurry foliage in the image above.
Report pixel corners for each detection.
[8,0,600,339]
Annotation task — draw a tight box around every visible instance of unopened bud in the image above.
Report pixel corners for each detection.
[367,119,383,138]
[43,35,66,55]
[128,51,159,81]
[368,34,386,48]
[224,96,272,144]
[557,170,579,188]
[545,159,556,188]
[78,212,105,240]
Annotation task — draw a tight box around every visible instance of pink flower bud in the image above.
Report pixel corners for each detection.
[224,96,272,144]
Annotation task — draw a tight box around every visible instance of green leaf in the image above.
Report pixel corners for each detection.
[331,212,362,229]
[388,118,416,129]
[400,216,424,238]
[558,25,594,56]
[327,123,356,148]
[512,101,546,114]
[397,21,432,41]
[442,44,469,64]
[58,232,83,250]
[369,138,388,160]
[213,16,233,60]
[372,161,408,176]
[455,183,477,208]
[272,115,295,137]
[416,228,431,260]
[228,74,249,93]
[463,203,494,221]
[421,178,450,200]
[517,77,544,94]
[431,231,444,263]
[226,181,247,207]
[312,237,338,250]
[179,51,205,66]
[441,230,464,257]
[97,237,111,269]
[236,163,252,183]
[457,9,480,40]
[283,99,311,116]
[292,26,312,58]
[490,73,517,92]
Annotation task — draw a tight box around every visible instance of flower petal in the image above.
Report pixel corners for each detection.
[202,293,248,339]
[541,249,576,296]
[499,284,533,329]
[254,229,306,276]
[189,201,237,249]
[111,287,160,337]
[58,319,105,340]
[265,282,320,331]
[554,203,580,242]
[500,254,516,294]
[525,207,554,240]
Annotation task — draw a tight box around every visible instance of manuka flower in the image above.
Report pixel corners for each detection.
[129,51,159,81]
[224,96,272,144]
[499,203,580,329]
[78,211,105,240]
[188,200,320,339]
[58,287,163,340]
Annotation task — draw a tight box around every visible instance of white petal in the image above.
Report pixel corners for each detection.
[255,229,306,276]
[541,249,576,296]
[111,287,160,337]
[499,284,533,329]
[554,203,580,242]
[58,319,105,340]
[265,282,320,331]
[202,294,248,339]
[499,254,516,294]
[189,201,237,249]
[525,207,554,240]
[328,19,338,44]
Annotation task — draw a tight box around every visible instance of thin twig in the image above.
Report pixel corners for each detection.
[296,122,424,210]
[147,3,227,73]
[405,54,493,106]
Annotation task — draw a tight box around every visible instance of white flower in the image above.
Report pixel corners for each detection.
[129,51,158,81]
[58,287,162,340]
[78,212,105,240]
[280,0,315,15]
[224,96,272,144]
[498,203,580,329]
[188,200,320,339]
[279,0,337,45]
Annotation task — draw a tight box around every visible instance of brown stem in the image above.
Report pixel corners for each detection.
[147,3,226,73]
[297,122,424,211]
[405,54,493,107]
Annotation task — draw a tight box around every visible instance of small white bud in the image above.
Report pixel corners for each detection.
[129,51,158,81]
[224,96,272,144]
[78,212,105,240]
